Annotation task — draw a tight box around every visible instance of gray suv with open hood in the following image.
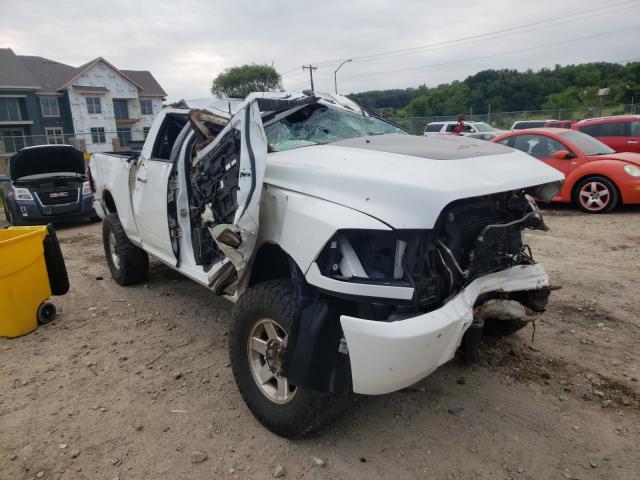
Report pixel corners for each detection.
[2,145,98,225]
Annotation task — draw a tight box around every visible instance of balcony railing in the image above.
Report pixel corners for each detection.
[0,130,147,158]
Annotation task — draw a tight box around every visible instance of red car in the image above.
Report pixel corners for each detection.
[546,120,577,129]
[491,128,640,213]
[572,115,640,154]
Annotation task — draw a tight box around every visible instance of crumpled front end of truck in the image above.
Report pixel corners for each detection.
[285,186,560,395]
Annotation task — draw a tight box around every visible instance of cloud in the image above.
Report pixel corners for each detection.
[1,0,638,101]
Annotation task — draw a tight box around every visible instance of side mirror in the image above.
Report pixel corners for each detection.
[554,149,572,160]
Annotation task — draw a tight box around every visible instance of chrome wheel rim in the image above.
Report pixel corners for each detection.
[108,231,121,269]
[247,318,297,404]
[579,181,610,212]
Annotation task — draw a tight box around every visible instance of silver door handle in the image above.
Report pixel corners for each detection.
[136,176,147,183]
[628,140,638,144]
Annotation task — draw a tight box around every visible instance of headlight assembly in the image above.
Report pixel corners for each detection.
[624,164,640,178]
[13,187,33,201]
[82,181,91,195]
[315,229,425,286]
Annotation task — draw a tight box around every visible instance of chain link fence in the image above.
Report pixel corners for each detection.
[388,103,638,134]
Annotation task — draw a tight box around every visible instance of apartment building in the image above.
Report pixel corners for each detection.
[0,48,167,161]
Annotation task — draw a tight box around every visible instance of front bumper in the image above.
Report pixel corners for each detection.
[12,195,94,224]
[620,178,640,205]
[340,263,550,395]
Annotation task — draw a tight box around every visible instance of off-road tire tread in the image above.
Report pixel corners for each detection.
[230,279,348,437]
[102,213,148,285]
[483,318,528,337]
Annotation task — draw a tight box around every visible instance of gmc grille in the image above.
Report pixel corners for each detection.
[35,188,80,206]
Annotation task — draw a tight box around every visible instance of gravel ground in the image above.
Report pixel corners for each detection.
[1,205,639,480]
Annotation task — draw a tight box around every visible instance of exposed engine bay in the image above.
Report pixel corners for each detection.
[315,189,549,314]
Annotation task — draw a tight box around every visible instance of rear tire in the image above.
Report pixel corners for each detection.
[229,279,348,437]
[102,213,148,285]
[573,176,618,213]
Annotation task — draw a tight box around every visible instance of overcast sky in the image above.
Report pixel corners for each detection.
[1,0,639,102]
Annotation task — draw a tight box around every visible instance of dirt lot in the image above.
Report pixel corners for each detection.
[1,206,639,480]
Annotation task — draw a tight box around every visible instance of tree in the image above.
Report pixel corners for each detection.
[348,61,640,117]
[211,64,282,98]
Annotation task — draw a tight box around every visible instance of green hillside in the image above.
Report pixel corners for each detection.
[349,62,640,118]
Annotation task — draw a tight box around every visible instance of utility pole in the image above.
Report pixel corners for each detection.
[303,64,317,92]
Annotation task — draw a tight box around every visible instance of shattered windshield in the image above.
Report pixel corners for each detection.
[264,104,407,152]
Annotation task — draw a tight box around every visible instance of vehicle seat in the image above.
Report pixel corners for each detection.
[531,141,550,158]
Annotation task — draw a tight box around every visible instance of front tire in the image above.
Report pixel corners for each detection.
[2,192,10,223]
[483,318,528,337]
[5,201,21,226]
[573,176,618,213]
[102,213,148,285]
[229,279,347,437]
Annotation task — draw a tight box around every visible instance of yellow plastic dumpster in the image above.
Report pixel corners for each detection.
[0,226,62,338]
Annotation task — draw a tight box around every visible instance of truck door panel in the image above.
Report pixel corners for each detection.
[131,113,187,265]
[188,101,267,289]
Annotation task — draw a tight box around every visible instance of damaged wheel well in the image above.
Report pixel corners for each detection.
[102,190,117,213]
[248,243,294,287]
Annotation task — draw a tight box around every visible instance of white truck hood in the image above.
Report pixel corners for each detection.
[264,134,564,229]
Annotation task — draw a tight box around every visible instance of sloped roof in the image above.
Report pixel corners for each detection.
[0,48,41,89]
[0,49,166,97]
[60,57,145,91]
[121,70,167,97]
[18,55,77,93]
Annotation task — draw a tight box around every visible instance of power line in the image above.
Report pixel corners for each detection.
[285,55,640,92]
[324,25,640,80]
[283,4,638,86]
[280,66,303,76]
[344,4,640,66]
[311,0,639,67]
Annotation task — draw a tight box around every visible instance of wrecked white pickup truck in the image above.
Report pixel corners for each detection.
[89,91,564,436]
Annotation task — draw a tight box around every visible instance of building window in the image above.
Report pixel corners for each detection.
[86,96,102,114]
[0,98,22,121]
[40,97,60,117]
[113,99,129,120]
[117,127,132,147]
[46,127,64,144]
[143,127,150,138]
[90,127,106,143]
[1,129,26,153]
[140,99,153,115]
